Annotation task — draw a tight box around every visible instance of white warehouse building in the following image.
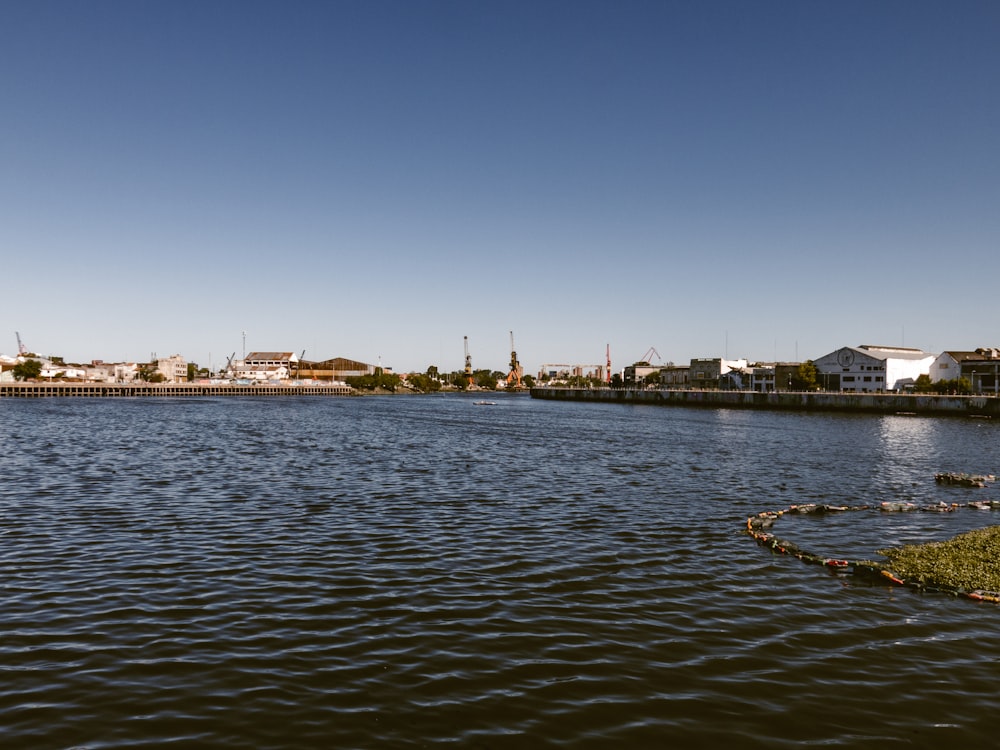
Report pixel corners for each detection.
[813,345,935,393]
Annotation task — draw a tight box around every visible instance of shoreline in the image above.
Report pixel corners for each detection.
[529,386,1000,417]
[0,382,356,398]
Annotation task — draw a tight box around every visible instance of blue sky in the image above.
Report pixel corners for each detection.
[3,1,998,374]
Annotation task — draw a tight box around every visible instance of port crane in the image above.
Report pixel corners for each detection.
[15,331,28,356]
[464,336,474,386]
[640,347,661,364]
[506,331,523,389]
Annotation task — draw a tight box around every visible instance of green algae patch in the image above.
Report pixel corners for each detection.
[878,525,1000,592]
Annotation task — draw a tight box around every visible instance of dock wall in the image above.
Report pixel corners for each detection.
[529,387,1000,417]
[0,383,355,398]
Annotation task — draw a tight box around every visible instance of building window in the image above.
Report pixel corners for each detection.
[843,376,855,382]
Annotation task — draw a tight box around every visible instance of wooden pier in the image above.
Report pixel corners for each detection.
[0,382,356,398]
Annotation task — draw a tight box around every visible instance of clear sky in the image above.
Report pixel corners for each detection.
[3,1,998,374]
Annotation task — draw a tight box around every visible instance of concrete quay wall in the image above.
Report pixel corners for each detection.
[530,387,1000,417]
[0,382,355,398]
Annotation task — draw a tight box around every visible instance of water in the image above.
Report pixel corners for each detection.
[2,394,999,748]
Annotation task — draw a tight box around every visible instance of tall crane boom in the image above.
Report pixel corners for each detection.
[506,330,523,389]
[464,336,474,386]
[15,331,27,356]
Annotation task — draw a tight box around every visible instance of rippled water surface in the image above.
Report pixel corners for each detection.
[2,395,999,748]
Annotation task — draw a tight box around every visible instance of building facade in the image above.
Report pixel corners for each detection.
[813,345,934,392]
[688,358,749,390]
[931,348,1000,394]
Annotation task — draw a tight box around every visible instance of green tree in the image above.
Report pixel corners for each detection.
[12,358,42,381]
[791,360,819,391]
[474,370,499,389]
[913,374,934,393]
[407,373,442,393]
[345,370,402,392]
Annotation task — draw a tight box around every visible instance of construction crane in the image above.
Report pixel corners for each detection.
[464,336,474,386]
[640,347,662,364]
[15,331,27,356]
[506,331,523,389]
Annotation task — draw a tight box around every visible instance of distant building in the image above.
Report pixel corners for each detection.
[84,363,115,382]
[623,361,666,387]
[230,351,299,381]
[774,362,803,392]
[156,354,188,383]
[0,356,15,382]
[813,345,934,392]
[40,361,87,380]
[931,348,1000,394]
[115,363,140,383]
[538,363,606,382]
[688,358,749,390]
[658,364,690,389]
[745,363,776,392]
[296,357,376,381]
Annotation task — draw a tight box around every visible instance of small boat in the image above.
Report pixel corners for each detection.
[473,400,497,406]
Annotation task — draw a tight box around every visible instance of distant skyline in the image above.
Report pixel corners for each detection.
[3,1,998,373]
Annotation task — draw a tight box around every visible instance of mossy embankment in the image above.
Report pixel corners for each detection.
[879,525,1000,593]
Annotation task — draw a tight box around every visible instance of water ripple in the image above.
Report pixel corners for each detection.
[1,397,999,747]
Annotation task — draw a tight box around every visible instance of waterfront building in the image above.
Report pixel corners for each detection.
[813,345,934,392]
[0,356,15,382]
[931,348,1000,394]
[658,364,690,389]
[156,354,188,384]
[296,357,376,382]
[84,363,115,382]
[229,351,299,381]
[538,363,607,382]
[745,363,776,392]
[40,361,87,380]
[114,362,140,383]
[688,358,749,390]
[624,361,667,387]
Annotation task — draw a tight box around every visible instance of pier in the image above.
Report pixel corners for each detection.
[0,382,355,398]
[530,387,1000,417]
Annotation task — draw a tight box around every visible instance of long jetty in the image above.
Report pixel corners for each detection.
[0,382,355,398]
[530,387,1000,417]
